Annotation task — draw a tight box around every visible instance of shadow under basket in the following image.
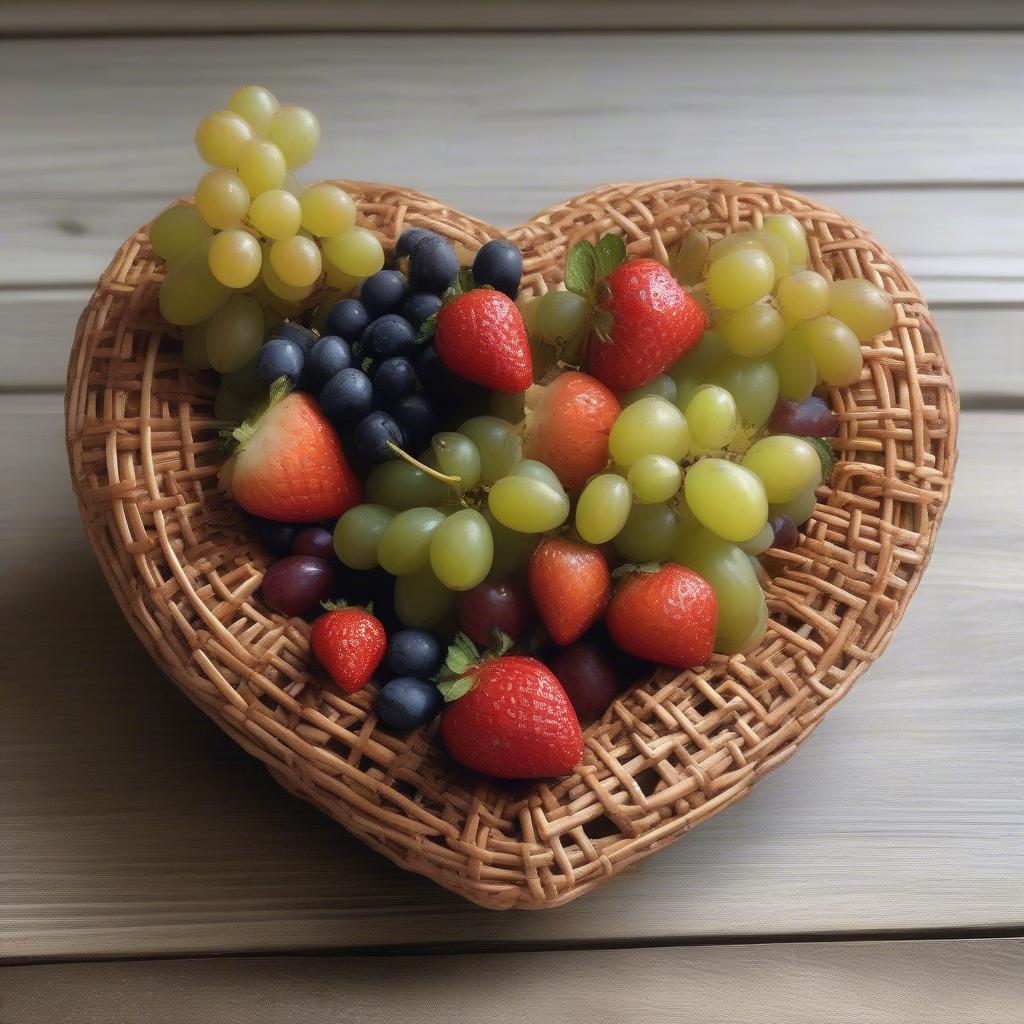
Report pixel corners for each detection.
[65,179,958,910]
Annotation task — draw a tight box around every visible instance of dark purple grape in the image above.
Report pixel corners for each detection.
[375,677,443,730]
[769,396,838,437]
[472,239,523,299]
[390,394,437,451]
[256,518,305,557]
[353,411,404,462]
[395,228,435,258]
[360,270,408,317]
[457,579,533,647]
[268,321,318,355]
[407,235,458,295]
[261,556,338,616]
[325,299,370,343]
[320,368,374,426]
[770,515,800,551]
[387,629,443,678]
[258,338,305,386]
[401,292,443,330]
[303,335,351,392]
[550,644,620,723]
[373,357,419,401]
[291,526,336,560]
[363,314,417,358]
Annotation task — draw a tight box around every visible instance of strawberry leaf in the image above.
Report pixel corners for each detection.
[438,676,477,703]
[415,311,438,345]
[594,235,627,280]
[489,630,514,659]
[807,437,837,485]
[564,241,597,298]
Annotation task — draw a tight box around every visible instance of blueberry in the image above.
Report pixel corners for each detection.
[388,629,443,678]
[472,239,523,299]
[375,677,443,730]
[390,394,438,451]
[325,299,370,343]
[401,292,443,331]
[360,270,408,317]
[268,321,318,354]
[319,367,374,425]
[407,235,459,295]
[255,518,305,557]
[258,338,305,386]
[373,357,419,401]
[303,335,352,392]
[395,228,434,258]
[353,410,404,462]
[414,344,455,397]
[363,314,417,358]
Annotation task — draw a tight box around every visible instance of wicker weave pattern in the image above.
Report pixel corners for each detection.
[65,180,957,910]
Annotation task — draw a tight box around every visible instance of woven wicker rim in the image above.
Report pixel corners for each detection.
[66,179,958,910]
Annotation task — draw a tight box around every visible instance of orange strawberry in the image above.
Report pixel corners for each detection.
[311,603,386,694]
[219,384,363,523]
[528,537,611,646]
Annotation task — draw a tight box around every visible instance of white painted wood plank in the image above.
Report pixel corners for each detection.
[2,34,1022,201]
[4,288,1016,400]
[3,940,1023,1023]
[1,396,1020,958]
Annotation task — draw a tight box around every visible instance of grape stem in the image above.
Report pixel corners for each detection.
[385,442,462,488]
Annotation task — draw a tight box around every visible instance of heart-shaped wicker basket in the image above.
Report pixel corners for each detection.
[66,179,957,910]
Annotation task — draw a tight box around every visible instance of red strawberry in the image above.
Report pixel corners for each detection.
[528,537,611,646]
[606,564,717,669]
[311,603,386,694]
[219,388,363,522]
[439,639,583,779]
[435,289,533,393]
[523,371,620,491]
[587,258,706,390]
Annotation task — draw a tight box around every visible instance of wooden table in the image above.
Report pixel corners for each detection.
[2,6,1022,1021]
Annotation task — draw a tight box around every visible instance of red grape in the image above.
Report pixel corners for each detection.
[768,396,838,437]
[292,526,336,560]
[770,514,800,551]
[457,579,533,647]
[262,555,337,616]
[550,644,620,722]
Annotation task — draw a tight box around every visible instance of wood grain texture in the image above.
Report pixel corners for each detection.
[3,939,1023,1024]
[4,34,1023,199]
[3,396,1021,958]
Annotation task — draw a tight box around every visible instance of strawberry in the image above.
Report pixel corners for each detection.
[434,289,533,393]
[606,564,717,669]
[438,635,583,779]
[587,258,707,390]
[219,383,363,523]
[528,537,611,646]
[311,602,386,694]
[523,371,620,491]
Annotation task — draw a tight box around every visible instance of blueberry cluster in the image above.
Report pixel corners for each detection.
[374,629,446,729]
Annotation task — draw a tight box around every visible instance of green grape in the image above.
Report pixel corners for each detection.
[483,510,541,579]
[684,459,768,543]
[769,487,817,527]
[535,290,589,344]
[227,84,280,134]
[752,230,789,279]
[488,475,569,534]
[729,587,769,654]
[322,227,385,278]
[270,235,322,289]
[613,502,679,562]
[195,169,250,230]
[334,504,395,570]
[770,328,817,402]
[670,528,767,653]
[739,521,774,556]
[268,106,320,169]
[718,301,785,357]
[182,323,210,372]
[762,214,809,269]
[803,316,864,387]
[236,138,287,197]
[608,396,690,467]
[518,294,543,335]
[214,382,250,423]
[394,566,455,629]
[676,491,702,534]
[668,331,728,409]
[829,279,896,341]
[457,415,523,483]
[149,204,212,261]
[223,355,265,399]
[281,173,301,197]
[685,385,739,450]
[261,251,315,302]
[708,231,761,263]
[708,355,779,429]
[575,474,632,544]
[741,435,822,503]
[776,270,830,321]
[510,459,566,493]
[627,454,682,504]
[430,509,493,591]
[378,507,446,576]
[365,459,449,510]
[208,229,262,289]
[431,432,481,491]
[248,189,302,240]
[299,183,355,237]
[205,294,265,374]
[673,228,709,285]
[620,373,678,406]
[159,237,231,326]
[195,109,254,168]
[322,262,364,294]
[705,248,774,310]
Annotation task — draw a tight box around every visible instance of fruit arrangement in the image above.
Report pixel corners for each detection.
[148,86,899,784]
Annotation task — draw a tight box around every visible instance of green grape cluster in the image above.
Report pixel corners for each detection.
[149,84,381,375]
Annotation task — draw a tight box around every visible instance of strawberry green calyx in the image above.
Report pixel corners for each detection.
[219,375,292,455]
[610,561,662,580]
[564,235,628,302]
[320,598,375,615]
[436,630,514,702]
